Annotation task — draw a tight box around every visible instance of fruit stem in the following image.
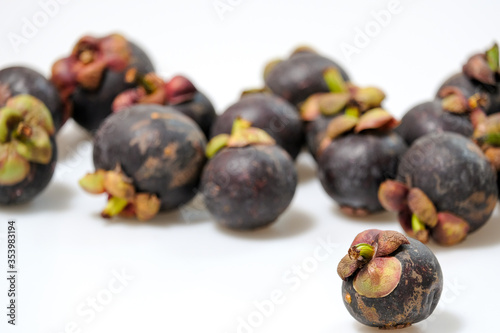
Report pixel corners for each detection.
[350,243,375,261]
[411,214,427,233]
[101,196,129,218]
[323,68,347,93]
[486,43,499,72]
[231,118,252,135]
[478,133,500,147]
[125,69,155,94]
[344,106,360,118]
[206,134,230,158]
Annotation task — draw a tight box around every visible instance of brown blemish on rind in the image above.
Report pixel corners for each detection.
[354,293,380,324]
[130,130,160,155]
[134,156,163,181]
[456,192,497,225]
[345,293,352,304]
[163,142,178,158]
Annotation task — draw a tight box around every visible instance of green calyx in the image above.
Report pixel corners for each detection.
[323,68,348,93]
[205,118,276,158]
[79,168,161,221]
[0,95,54,185]
[411,214,426,233]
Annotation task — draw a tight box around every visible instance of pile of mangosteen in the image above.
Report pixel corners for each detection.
[2,32,500,329]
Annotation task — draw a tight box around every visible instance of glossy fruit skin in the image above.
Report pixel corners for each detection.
[72,42,155,133]
[342,238,443,328]
[0,67,63,131]
[171,91,217,139]
[93,104,206,211]
[210,93,303,159]
[395,100,473,145]
[437,72,500,115]
[201,145,297,230]
[397,132,497,232]
[265,52,349,106]
[0,137,57,205]
[318,132,407,213]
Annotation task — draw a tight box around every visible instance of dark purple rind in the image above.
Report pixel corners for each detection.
[395,100,473,145]
[210,93,304,159]
[0,67,63,131]
[93,104,206,211]
[72,42,155,133]
[171,91,217,139]
[318,132,407,213]
[437,72,500,115]
[397,132,498,232]
[0,137,57,205]
[265,52,349,106]
[342,238,443,328]
[201,145,297,230]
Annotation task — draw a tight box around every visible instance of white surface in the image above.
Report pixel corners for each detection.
[1,0,500,332]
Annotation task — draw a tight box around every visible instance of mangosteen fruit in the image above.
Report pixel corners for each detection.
[437,43,500,115]
[210,92,303,159]
[79,104,206,221]
[201,119,297,230]
[317,108,407,216]
[0,95,57,204]
[112,71,216,138]
[0,66,64,131]
[51,33,155,133]
[300,68,385,158]
[338,229,442,329]
[379,132,498,245]
[396,89,486,145]
[264,47,349,106]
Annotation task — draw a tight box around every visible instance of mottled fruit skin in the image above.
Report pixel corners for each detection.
[0,67,63,131]
[73,42,155,133]
[437,72,500,115]
[0,137,57,205]
[93,104,206,210]
[201,145,297,230]
[265,52,349,106]
[342,238,443,328]
[397,132,497,232]
[210,93,303,159]
[318,132,407,213]
[171,91,217,139]
[395,100,473,145]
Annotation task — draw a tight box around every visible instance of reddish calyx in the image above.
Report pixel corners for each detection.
[378,180,470,246]
[337,229,409,298]
[462,43,499,86]
[0,95,54,185]
[112,72,198,112]
[205,118,276,158]
[51,34,132,121]
[79,167,160,221]
[317,107,399,156]
[300,67,386,122]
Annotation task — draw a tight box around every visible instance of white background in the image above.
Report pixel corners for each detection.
[1,0,499,332]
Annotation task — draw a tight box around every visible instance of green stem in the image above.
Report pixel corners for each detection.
[354,243,375,260]
[411,214,427,233]
[478,133,500,147]
[486,43,499,72]
[101,196,129,218]
[345,106,360,118]
[323,68,347,93]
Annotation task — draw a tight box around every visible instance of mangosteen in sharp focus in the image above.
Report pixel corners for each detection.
[51,33,155,133]
[299,68,386,159]
[437,43,500,115]
[338,229,442,329]
[0,95,57,205]
[210,92,303,159]
[0,66,64,132]
[396,89,486,145]
[79,104,206,221]
[317,109,407,216]
[379,132,498,246]
[201,119,297,230]
[113,71,216,138]
[264,46,349,107]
